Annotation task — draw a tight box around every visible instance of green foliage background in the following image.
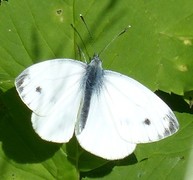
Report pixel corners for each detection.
[0,0,193,179]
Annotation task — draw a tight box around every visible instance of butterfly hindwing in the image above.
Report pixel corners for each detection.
[76,90,136,160]
[31,85,81,143]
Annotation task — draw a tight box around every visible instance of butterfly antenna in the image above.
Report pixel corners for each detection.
[80,14,93,42]
[98,25,131,56]
[71,23,90,61]
[79,14,95,61]
[76,44,87,63]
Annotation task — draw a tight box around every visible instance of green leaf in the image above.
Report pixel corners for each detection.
[1,0,193,179]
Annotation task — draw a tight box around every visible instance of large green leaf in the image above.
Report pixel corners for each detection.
[0,0,193,179]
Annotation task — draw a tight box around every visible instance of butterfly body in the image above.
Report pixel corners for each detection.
[77,55,104,133]
[15,55,179,160]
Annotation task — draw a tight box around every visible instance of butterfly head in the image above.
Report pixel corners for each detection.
[89,54,102,68]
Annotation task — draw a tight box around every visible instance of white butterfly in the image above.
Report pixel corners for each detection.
[15,54,179,160]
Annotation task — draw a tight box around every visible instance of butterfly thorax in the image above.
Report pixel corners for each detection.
[85,55,103,93]
[76,55,104,134]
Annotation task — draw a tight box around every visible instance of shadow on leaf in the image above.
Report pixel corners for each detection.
[0,88,61,163]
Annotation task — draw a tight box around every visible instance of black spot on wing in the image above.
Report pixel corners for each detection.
[164,112,179,133]
[163,128,170,136]
[17,73,28,87]
[16,73,30,93]
[18,86,24,93]
[168,120,177,133]
[162,111,179,137]
[144,118,151,125]
[36,86,42,93]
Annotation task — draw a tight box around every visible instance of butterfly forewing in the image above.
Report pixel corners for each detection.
[99,70,179,143]
[15,59,86,115]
